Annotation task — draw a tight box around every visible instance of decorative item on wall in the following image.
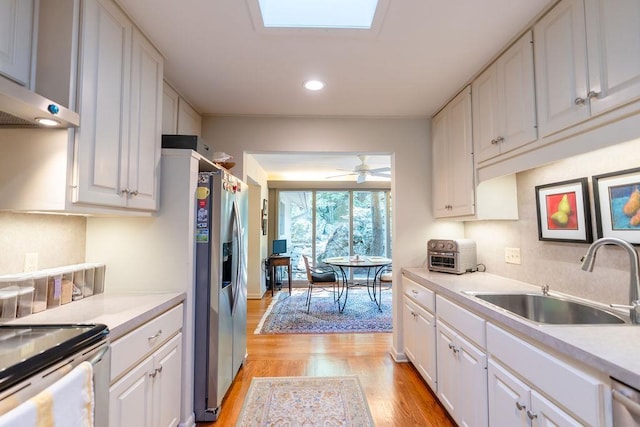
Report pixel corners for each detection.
[593,167,640,244]
[262,199,268,235]
[535,178,593,243]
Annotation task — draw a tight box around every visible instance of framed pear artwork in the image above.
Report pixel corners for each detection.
[535,178,593,243]
[592,167,640,245]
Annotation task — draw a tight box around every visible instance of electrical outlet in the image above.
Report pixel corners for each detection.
[505,247,521,265]
[24,252,38,272]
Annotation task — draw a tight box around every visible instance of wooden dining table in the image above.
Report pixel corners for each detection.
[322,256,392,312]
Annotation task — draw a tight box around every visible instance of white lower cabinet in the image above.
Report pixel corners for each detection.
[436,320,488,427]
[402,276,437,391]
[108,304,183,427]
[488,359,583,426]
[403,296,437,390]
[486,323,612,427]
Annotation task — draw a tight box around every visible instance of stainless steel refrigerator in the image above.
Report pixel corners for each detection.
[193,169,248,422]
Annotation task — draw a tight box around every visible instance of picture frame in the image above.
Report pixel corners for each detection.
[262,199,268,218]
[535,178,592,243]
[592,167,640,244]
[261,217,267,236]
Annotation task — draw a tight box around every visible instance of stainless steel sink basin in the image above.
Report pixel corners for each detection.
[466,292,628,325]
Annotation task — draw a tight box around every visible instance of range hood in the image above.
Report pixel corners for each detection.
[0,77,79,128]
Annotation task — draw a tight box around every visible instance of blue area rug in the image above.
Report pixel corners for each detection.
[255,287,392,334]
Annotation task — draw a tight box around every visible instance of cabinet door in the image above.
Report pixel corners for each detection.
[447,87,474,216]
[585,0,640,116]
[75,0,132,207]
[162,82,179,134]
[497,30,537,154]
[436,322,458,418]
[0,0,33,86]
[431,108,451,217]
[531,390,584,427]
[109,356,154,427]
[534,0,590,137]
[177,98,201,137]
[488,359,529,427]
[153,333,182,427]
[403,297,418,363]
[457,332,488,427]
[127,28,163,211]
[414,304,437,392]
[472,64,500,163]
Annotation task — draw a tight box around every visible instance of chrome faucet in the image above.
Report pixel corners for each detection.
[581,237,640,324]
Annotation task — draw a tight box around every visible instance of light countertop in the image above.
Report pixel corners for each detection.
[7,292,185,341]
[402,268,640,389]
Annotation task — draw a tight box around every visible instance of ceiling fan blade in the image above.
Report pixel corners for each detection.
[356,174,367,184]
[370,171,391,178]
[369,167,391,174]
[326,172,356,179]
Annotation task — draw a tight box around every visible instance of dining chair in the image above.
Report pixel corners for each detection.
[302,255,338,313]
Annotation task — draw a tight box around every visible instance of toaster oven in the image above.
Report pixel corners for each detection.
[428,239,477,274]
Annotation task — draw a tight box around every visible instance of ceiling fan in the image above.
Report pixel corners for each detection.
[329,155,391,183]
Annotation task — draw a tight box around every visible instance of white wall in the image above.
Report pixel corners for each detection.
[243,154,270,299]
[202,115,465,355]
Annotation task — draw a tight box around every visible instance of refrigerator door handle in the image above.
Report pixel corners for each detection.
[231,200,242,316]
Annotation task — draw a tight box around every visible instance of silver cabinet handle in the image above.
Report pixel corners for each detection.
[515,401,526,411]
[411,290,419,295]
[149,369,157,378]
[130,190,139,196]
[526,409,537,420]
[147,329,162,341]
[495,136,504,143]
[587,90,600,99]
[448,343,459,353]
[490,138,498,145]
[156,365,163,374]
[121,188,130,194]
[574,97,586,105]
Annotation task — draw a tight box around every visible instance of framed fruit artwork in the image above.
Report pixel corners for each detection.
[535,178,593,243]
[593,167,640,244]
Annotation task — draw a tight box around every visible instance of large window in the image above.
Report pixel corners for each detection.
[276,189,391,280]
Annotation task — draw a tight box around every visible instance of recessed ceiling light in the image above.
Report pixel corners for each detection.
[304,80,325,91]
[35,117,61,127]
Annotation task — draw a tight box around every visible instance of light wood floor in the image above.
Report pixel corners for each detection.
[202,293,455,426]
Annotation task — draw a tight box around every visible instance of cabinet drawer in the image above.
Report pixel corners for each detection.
[402,276,434,312]
[486,323,607,426]
[436,295,485,348]
[110,304,183,382]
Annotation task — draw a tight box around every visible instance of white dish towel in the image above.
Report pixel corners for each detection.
[0,361,94,427]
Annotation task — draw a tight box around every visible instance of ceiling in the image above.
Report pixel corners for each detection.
[115,0,552,179]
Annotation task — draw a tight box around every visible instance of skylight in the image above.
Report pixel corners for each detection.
[258,0,379,29]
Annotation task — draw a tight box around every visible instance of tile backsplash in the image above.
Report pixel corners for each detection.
[0,212,86,275]
[466,137,640,306]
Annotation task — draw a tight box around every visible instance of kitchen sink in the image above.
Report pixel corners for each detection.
[464,292,628,325]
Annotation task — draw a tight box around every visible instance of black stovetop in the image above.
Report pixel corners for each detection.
[0,324,108,393]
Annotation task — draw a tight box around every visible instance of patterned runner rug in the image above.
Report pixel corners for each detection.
[254,287,392,334]
[236,376,375,427]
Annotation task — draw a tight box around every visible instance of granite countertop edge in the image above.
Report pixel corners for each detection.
[402,268,640,389]
[7,292,186,341]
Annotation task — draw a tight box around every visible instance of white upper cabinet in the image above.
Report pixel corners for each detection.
[162,81,202,137]
[473,31,537,163]
[535,0,640,138]
[0,0,33,86]
[432,86,475,218]
[177,97,202,137]
[534,0,590,138]
[75,0,162,211]
[585,0,640,116]
[162,81,179,134]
